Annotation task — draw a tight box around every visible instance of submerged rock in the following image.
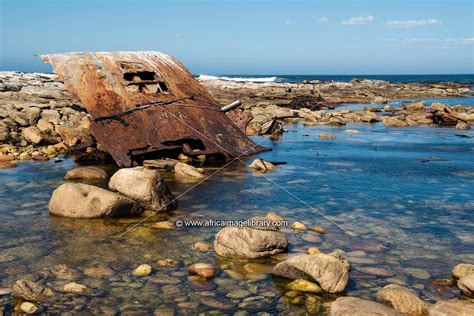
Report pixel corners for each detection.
[12,279,53,301]
[456,121,470,130]
[452,263,474,279]
[49,183,142,218]
[193,241,213,252]
[428,299,474,315]
[285,279,322,294]
[188,263,216,279]
[64,166,108,183]
[249,159,275,172]
[291,222,307,230]
[109,167,177,210]
[329,297,400,316]
[132,264,152,277]
[458,273,474,297]
[174,162,205,180]
[20,302,38,314]
[214,217,288,258]
[377,284,429,315]
[63,282,87,293]
[319,132,336,139]
[272,252,350,293]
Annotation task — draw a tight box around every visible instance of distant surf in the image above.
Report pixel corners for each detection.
[198,74,277,83]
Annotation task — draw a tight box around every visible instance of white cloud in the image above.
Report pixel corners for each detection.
[342,16,374,25]
[284,19,295,25]
[385,37,474,47]
[319,17,329,24]
[386,19,440,28]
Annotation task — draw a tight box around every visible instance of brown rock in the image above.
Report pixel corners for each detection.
[64,166,108,183]
[12,280,54,301]
[377,284,429,315]
[188,263,216,279]
[428,299,474,315]
[249,159,275,172]
[329,297,401,316]
[458,273,474,297]
[310,226,326,234]
[22,126,43,144]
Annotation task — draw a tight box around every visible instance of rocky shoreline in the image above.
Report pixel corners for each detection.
[1,71,474,314]
[0,71,473,167]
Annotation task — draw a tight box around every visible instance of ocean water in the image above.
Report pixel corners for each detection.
[0,103,473,313]
[198,74,474,84]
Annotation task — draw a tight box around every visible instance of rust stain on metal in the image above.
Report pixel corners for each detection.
[38,51,267,166]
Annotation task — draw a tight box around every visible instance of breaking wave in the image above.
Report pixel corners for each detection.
[198,74,277,83]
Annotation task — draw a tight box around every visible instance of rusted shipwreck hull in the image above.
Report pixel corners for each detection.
[39,51,266,166]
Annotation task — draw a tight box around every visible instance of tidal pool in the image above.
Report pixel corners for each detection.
[0,122,473,314]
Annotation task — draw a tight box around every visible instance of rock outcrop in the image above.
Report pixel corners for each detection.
[214,217,288,258]
[377,284,429,315]
[329,297,401,316]
[272,252,350,293]
[109,167,177,210]
[49,183,142,218]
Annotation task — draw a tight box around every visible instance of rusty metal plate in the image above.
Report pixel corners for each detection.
[39,52,267,166]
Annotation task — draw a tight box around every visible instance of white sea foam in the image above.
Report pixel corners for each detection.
[198,74,277,83]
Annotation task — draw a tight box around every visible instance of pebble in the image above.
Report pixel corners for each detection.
[32,155,49,162]
[265,212,285,221]
[132,264,152,276]
[319,132,336,139]
[227,290,251,299]
[151,221,175,229]
[404,268,431,280]
[84,266,114,277]
[20,302,38,314]
[310,226,326,234]
[0,288,11,296]
[193,241,213,252]
[291,222,307,230]
[357,267,395,277]
[345,129,359,134]
[243,263,271,274]
[188,263,216,278]
[285,279,322,294]
[156,258,178,267]
[63,282,87,293]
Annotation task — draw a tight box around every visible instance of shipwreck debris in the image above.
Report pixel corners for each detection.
[38,51,267,167]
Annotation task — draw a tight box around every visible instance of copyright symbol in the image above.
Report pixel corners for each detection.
[175,220,183,228]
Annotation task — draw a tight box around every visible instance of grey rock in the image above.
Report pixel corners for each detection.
[48,183,142,218]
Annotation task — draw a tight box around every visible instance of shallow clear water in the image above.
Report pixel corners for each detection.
[0,121,473,314]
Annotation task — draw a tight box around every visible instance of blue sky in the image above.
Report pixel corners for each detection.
[0,0,473,74]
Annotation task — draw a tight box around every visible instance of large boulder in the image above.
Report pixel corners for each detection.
[272,252,350,293]
[377,284,429,315]
[428,300,474,315]
[174,162,205,180]
[49,183,142,218]
[214,217,288,258]
[22,126,43,144]
[329,297,401,316]
[458,273,474,297]
[109,167,177,211]
[64,166,108,183]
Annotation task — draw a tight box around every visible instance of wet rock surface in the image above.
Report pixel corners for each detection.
[377,284,429,315]
[49,183,143,218]
[214,217,288,258]
[109,167,177,211]
[329,297,401,316]
[272,252,350,293]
